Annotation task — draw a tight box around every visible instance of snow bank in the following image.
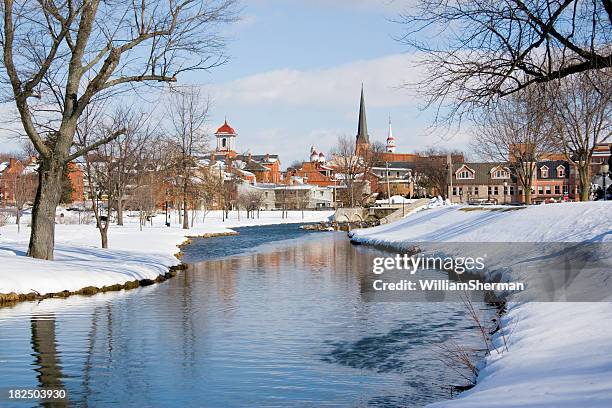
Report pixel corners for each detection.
[350,202,612,407]
[0,210,333,296]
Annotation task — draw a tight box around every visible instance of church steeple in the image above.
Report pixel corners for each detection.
[386,114,396,153]
[355,85,369,153]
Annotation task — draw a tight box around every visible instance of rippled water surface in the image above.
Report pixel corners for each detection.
[0,224,493,407]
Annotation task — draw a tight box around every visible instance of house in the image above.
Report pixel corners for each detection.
[532,161,571,203]
[449,160,575,204]
[449,163,517,204]
[371,161,416,197]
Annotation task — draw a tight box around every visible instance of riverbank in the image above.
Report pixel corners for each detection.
[0,210,333,302]
[350,201,612,407]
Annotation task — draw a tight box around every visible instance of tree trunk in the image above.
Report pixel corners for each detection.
[28,158,65,260]
[116,197,124,226]
[100,228,108,249]
[16,211,21,233]
[524,189,532,205]
[182,196,189,229]
[579,166,591,201]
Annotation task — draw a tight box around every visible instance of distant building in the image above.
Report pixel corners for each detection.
[0,157,84,205]
[204,120,282,185]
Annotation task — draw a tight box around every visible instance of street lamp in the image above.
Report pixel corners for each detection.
[503,181,508,205]
[601,163,609,201]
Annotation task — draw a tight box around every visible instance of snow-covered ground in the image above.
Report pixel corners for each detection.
[0,210,332,296]
[351,201,612,407]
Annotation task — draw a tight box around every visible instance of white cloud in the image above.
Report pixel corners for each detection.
[211,53,423,109]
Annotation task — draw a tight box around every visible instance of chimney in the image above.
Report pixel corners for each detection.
[264,153,270,162]
[248,153,252,162]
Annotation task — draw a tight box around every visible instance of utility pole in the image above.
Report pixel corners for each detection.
[386,161,391,203]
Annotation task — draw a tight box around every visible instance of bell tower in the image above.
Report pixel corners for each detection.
[215,119,237,156]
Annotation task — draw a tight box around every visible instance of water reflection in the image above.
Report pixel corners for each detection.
[1,226,494,408]
[30,314,67,407]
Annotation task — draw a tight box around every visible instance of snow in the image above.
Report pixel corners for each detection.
[0,210,333,296]
[350,201,612,408]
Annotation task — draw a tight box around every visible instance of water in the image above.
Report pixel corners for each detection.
[0,224,494,407]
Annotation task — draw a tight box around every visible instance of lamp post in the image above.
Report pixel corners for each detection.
[503,181,508,205]
[601,163,609,201]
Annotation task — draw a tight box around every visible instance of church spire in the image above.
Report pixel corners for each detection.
[356,85,369,149]
[386,114,396,153]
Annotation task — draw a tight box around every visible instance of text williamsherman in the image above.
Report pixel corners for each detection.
[373,279,525,292]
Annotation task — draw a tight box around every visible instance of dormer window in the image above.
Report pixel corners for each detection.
[457,170,473,179]
[541,165,549,178]
[556,165,565,178]
[456,165,475,180]
[490,166,510,179]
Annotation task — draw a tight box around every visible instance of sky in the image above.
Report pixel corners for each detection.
[0,0,472,166]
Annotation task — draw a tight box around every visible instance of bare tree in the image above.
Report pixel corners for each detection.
[552,71,611,201]
[415,148,463,199]
[330,136,385,207]
[473,86,557,204]
[167,87,209,229]
[1,0,237,259]
[399,0,612,122]
[13,170,37,232]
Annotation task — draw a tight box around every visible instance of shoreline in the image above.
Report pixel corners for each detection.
[0,211,333,308]
[348,202,612,408]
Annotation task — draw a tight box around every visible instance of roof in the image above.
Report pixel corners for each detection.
[236,154,280,164]
[244,160,270,172]
[452,162,514,185]
[373,161,416,170]
[536,160,569,180]
[215,120,236,135]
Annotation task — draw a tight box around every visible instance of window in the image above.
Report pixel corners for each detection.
[563,185,569,194]
[545,185,551,195]
[457,169,474,179]
[557,166,565,178]
[554,185,560,195]
[320,191,324,196]
[541,166,549,178]
[509,186,515,195]
[538,186,544,194]
[474,186,479,195]
[494,186,499,195]
[396,171,400,177]
[488,186,492,196]
[492,169,508,179]
[222,138,227,148]
[453,187,457,196]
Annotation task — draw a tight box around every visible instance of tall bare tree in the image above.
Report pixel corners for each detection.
[1,0,237,259]
[552,70,611,201]
[415,148,464,199]
[167,87,209,229]
[473,86,557,204]
[399,0,612,122]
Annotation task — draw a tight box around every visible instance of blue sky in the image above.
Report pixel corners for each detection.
[0,0,471,165]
